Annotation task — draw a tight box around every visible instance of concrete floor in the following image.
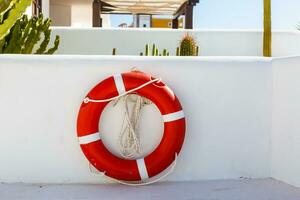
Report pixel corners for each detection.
[0,179,300,200]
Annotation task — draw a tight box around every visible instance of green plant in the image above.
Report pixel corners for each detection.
[0,0,31,41]
[176,47,180,56]
[112,48,116,55]
[178,33,199,56]
[0,0,60,54]
[140,43,169,56]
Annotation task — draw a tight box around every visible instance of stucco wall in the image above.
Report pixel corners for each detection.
[50,28,300,57]
[271,56,300,187]
[0,55,272,184]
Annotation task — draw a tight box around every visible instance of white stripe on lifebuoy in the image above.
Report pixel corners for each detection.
[113,74,126,95]
[136,158,149,180]
[162,110,185,122]
[78,132,101,144]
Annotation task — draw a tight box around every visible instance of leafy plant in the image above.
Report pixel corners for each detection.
[0,0,60,54]
[178,33,199,56]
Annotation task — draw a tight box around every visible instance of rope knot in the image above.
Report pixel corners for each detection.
[83,97,90,104]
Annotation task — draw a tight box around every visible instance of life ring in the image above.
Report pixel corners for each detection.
[77,71,186,182]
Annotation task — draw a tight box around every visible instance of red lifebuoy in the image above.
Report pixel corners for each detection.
[77,71,186,181]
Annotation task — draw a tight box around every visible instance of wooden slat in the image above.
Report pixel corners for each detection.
[100,0,191,15]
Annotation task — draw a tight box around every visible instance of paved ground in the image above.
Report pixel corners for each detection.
[0,179,300,200]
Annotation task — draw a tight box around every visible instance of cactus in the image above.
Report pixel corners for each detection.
[145,44,149,56]
[112,48,116,55]
[44,35,59,54]
[176,47,180,56]
[0,1,60,54]
[178,33,199,56]
[141,43,169,56]
[0,0,31,41]
[151,44,156,56]
[162,49,167,56]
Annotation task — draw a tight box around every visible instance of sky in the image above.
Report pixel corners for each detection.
[110,0,300,30]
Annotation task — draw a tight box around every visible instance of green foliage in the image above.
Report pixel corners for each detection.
[44,35,59,54]
[176,47,180,56]
[145,44,149,56]
[178,33,199,56]
[0,0,60,54]
[0,0,31,41]
[140,43,169,56]
[112,48,116,55]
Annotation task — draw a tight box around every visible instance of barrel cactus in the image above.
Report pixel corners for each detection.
[178,33,199,56]
[0,0,60,54]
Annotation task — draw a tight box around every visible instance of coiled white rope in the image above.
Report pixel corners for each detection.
[118,94,152,159]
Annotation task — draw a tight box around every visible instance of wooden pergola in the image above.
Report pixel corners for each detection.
[92,0,199,29]
[32,0,42,18]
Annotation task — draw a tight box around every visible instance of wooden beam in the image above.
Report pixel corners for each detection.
[101,1,116,8]
[185,2,193,29]
[106,0,182,3]
[172,18,178,29]
[93,0,102,27]
[32,0,42,18]
[100,0,200,16]
[174,1,186,18]
[263,0,272,57]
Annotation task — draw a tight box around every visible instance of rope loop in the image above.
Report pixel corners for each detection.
[83,78,161,104]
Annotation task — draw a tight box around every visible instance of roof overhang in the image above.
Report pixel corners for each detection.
[99,0,199,15]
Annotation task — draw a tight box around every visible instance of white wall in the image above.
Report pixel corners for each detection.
[71,4,110,28]
[42,0,50,18]
[71,4,92,28]
[50,28,300,57]
[272,31,300,57]
[271,56,300,187]
[0,55,272,184]
[48,1,110,28]
[50,4,71,26]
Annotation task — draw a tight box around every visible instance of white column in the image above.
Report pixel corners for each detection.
[42,0,50,18]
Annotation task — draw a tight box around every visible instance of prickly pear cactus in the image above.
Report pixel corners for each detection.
[179,33,199,56]
[0,0,31,41]
[0,0,60,54]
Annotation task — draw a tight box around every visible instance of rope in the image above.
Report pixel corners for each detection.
[118,94,152,159]
[83,78,161,104]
